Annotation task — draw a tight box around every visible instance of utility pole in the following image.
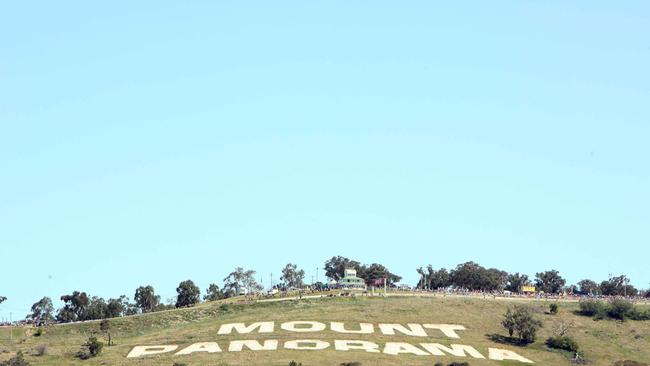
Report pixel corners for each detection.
[270,273,273,291]
[9,312,12,341]
[316,267,319,284]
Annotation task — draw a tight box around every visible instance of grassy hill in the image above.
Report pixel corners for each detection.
[1,295,649,366]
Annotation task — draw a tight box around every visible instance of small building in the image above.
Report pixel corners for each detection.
[522,285,536,294]
[337,268,367,290]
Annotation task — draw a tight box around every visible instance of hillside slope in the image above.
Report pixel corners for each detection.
[1,296,649,366]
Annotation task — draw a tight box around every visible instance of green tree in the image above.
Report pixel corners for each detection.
[28,297,54,325]
[324,256,362,281]
[223,267,262,295]
[502,308,517,337]
[281,263,306,289]
[502,305,542,344]
[534,270,566,294]
[600,275,637,296]
[505,273,530,293]
[57,291,89,322]
[417,266,450,290]
[0,296,6,304]
[134,285,160,313]
[175,280,201,308]
[86,296,108,320]
[450,262,507,291]
[106,296,128,318]
[203,283,224,301]
[361,263,402,286]
[577,279,600,295]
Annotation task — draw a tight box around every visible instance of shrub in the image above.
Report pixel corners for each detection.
[549,303,558,314]
[0,351,30,366]
[578,300,606,317]
[173,363,188,366]
[76,336,103,359]
[449,363,470,366]
[340,363,361,366]
[288,362,302,366]
[613,361,649,366]
[608,299,634,320]
[630,308,650,321]
[546,336,579,353]
[502,305,542,344]
[34,344,47,356]
[87,337,103,357]
[33,328,43,337]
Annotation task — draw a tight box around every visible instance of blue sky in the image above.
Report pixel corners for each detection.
[1,1,649,318]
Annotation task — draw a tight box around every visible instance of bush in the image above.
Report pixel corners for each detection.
[33,328,43,337]
[76,336,103,359]
[613,361,649,366]
[578,300,606,318]
[549,303,558,314]
[0,351,30,366]
[630,308,650,321]
[34,344,47,356]
[288,362,302,366]
[340,363,361,366]
[608,299,634,320]
[546,336,579,353]
[502,305,542,344]
[172,363,188,366]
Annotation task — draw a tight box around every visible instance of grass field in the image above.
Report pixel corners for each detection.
[1,295,649,366]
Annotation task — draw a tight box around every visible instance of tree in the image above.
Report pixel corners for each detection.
[449,262,507,291]
[106,296,128,318]
[86,296,108,320]
[361,263,402,286]
[502,305,542,344]
[134,285,160,313]
[175,280,201,308]
[57,291,89,322]
[600,275,637,296]
[324,256,362,281]
[223,267,262,295]
[577,279,600,295]
[100,319,113,346]
[28,297,54,325]
[0,296,6,305]
[281,263,306,289]
[534,270,566,294]
[123,300,140,316]
[486,268,509,291]
[203,283,225,301]
[505,273,530,293]
[417,266,450,290]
